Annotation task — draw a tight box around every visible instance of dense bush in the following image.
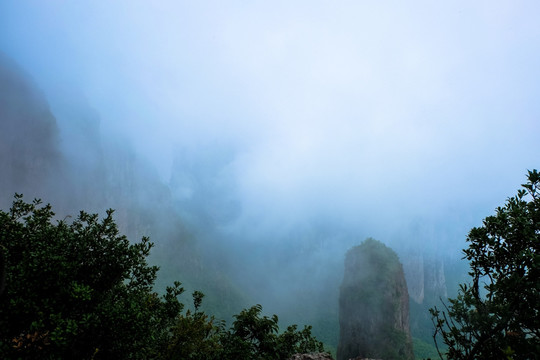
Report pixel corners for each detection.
[0,194,184,359]
[0,194,324,359]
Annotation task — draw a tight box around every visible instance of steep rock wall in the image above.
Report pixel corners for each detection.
[0,53,64,207]
[402,253,447,304]
[338,239,414,360]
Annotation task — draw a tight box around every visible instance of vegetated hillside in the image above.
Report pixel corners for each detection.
[0,53,248,320]
[338,238,414,360]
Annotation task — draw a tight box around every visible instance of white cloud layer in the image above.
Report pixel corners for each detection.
[1,1,539,247]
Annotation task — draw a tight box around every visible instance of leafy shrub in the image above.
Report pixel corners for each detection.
[0,194,184,359]
[0,195,325,359]
[430,170,540,359]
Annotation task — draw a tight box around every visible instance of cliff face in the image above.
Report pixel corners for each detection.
[289,353,334,360]
[402,254,447,304]
[0,54,249,321]
[405,252,467,345]
[0,53,64,207]
[0,53,170,234]
[337,239,414,360]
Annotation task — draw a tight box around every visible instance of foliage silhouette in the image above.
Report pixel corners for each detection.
[430,170,540,359]
[0,194,184,359]
[0,194,325,359]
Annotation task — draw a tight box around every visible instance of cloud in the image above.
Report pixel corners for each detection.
[1,0,539,249]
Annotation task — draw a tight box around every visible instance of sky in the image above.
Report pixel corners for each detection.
[1,1,540,250]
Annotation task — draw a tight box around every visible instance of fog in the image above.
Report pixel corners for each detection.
[1,0,540,347]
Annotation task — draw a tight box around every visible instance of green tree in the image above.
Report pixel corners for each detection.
[0,195,327,360]
[0,194,184,359]
[165,291,224,360]
[430,170,540,359]
[218,304,325,360]
[166,301,326,360]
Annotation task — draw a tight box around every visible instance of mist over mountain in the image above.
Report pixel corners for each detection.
[0,51,460,352]
[2,2,540,356]
[0,54,250,321]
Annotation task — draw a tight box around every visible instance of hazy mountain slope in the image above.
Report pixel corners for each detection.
[0,52,64,207]
[0,54,248,320]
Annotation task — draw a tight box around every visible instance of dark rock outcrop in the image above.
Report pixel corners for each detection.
[289,353,334,360]
[337,238,414,360]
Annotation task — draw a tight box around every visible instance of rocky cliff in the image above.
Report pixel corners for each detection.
[337,238,414,360]
[402,253,447,304]
[289,353,334,360]
[0,53,65,207]
[0,54,248,320]
[0,52,168,237]
[404,251,468,345]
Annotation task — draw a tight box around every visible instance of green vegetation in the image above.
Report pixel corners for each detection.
[412,337,440,360]
[430,170,540,359]
[0,194,325,359]
[166,296,325,360]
